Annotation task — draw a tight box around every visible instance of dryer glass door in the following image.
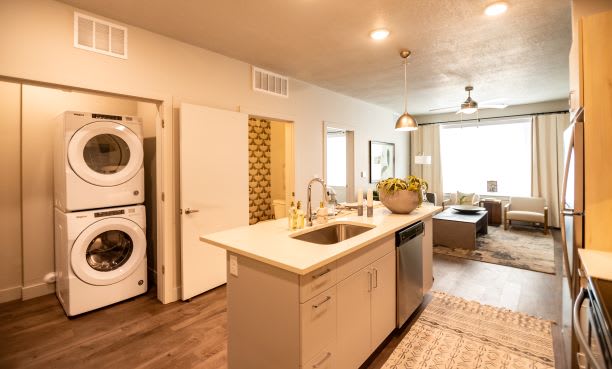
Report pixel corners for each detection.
[83,134,131,175]
[86,230,133,272]
[68,121,143,187]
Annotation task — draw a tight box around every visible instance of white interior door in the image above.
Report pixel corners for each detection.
[180,103,248,300]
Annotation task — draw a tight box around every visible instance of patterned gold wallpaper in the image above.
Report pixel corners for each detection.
[248,118,273,225]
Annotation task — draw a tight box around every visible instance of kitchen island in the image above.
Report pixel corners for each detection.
[201,204,441,369]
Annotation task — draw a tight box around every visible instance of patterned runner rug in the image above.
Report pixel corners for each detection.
[433,226,556,274]
[382,291,555,369]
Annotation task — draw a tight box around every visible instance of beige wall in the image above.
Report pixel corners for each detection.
[269,121,286,203]
[0,0,409,301]
[0,81,22,303]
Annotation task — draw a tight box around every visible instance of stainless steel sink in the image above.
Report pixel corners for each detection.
[291,222,375,245]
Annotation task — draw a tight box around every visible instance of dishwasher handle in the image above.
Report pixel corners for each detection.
[396,221,424,246]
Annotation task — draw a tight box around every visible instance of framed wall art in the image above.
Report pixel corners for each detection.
[369,141,395,183]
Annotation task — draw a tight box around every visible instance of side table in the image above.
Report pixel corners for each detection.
[479,199,502,226]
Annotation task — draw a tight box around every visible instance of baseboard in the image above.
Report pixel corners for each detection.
[0,286,22,303]
[22,282,55,300]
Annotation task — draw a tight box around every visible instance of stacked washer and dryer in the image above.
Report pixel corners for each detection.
[54,111,148,316]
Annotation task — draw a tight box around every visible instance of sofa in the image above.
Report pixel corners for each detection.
[443,191,480,209]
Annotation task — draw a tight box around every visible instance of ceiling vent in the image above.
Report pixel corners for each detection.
[252,67,288,98]
[74,12,127,59]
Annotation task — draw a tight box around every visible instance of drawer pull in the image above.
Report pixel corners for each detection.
[312,352,332,368]
[312,268,331,279]
[313,296,331,309]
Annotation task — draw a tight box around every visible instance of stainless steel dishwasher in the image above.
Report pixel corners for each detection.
[396,221,424,327]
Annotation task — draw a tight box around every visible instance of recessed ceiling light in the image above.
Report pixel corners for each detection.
[484,2,508,16]
[370,29,390,40]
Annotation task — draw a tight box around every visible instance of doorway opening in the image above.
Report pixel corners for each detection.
[325,125,355,203]
[248,116,294,223]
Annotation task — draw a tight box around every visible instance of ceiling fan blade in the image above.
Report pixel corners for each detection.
[429,106,459,112]
[479,104,509,109]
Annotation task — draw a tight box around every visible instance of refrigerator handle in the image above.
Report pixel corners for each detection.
[560,126,574,284]
[561,126,575,213]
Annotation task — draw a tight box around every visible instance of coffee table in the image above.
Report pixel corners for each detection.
[433,208,488,249]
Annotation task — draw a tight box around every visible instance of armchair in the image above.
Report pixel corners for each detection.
[504,196,548,234]
[442,191,480,209]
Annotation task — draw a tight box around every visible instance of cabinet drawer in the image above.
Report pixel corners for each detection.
[300,285,337,365]
[336,235,394,282]
[302,342,335,369]
[300,262,337,303]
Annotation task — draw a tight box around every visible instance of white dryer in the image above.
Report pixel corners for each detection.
[54,111,144,212]
[54,205,147,316]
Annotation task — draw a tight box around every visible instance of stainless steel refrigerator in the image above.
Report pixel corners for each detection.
[561,108,584,369]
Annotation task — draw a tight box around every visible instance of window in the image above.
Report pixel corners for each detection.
[326,130,346,186]
[439,118,532,196]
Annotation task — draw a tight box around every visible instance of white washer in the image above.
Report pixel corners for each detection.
[54,205,147,316]
[54,111,144,212]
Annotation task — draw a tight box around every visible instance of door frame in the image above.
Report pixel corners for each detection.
[0,75,175,304]
[322,121,356,202]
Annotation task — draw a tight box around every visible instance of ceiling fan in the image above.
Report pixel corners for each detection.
[429,86,509,115]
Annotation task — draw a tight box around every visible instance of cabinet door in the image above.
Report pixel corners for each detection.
[336,266,371,369]
[370,251,396,349]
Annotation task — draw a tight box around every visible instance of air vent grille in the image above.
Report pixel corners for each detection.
[252,67,288,98]
[74,12,127,59]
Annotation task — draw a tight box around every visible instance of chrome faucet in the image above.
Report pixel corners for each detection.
[306,177,329,226]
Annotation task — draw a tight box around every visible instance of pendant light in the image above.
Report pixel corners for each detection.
[395,50,418,131]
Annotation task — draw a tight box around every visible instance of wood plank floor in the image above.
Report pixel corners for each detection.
[0,230,565,369]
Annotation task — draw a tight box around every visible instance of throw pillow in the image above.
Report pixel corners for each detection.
[457,191,475,205]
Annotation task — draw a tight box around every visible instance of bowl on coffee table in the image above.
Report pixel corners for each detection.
[450,205,486,214]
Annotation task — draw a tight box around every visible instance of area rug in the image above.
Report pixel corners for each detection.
[382,291,554,369]
[433,226,555,274]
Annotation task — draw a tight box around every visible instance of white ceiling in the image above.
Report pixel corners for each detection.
[59,0,572,115]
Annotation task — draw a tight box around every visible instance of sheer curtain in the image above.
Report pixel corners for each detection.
[411,124,443,205]
[531,113,570,228]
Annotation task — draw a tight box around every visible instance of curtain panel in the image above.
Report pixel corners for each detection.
[410,124,443,205]
[531,113,570,228]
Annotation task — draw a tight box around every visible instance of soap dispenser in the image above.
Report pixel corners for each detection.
[288,196,297,230]
[296,201,305,229]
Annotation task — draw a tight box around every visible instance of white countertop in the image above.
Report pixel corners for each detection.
[578,248,612,281]
[201,204,442,275]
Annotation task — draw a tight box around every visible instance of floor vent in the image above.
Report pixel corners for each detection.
[74,12,127,59]
[252,67,288,98]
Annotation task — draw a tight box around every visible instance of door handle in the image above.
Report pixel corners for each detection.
[184,208,200,215]
[562,208,583,216]
[373,268,378,289]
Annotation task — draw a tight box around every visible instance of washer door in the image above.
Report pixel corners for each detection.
[68,121,143,187]
[71,218,146,286]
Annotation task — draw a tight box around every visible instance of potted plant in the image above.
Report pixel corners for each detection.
[376,176,428,214]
